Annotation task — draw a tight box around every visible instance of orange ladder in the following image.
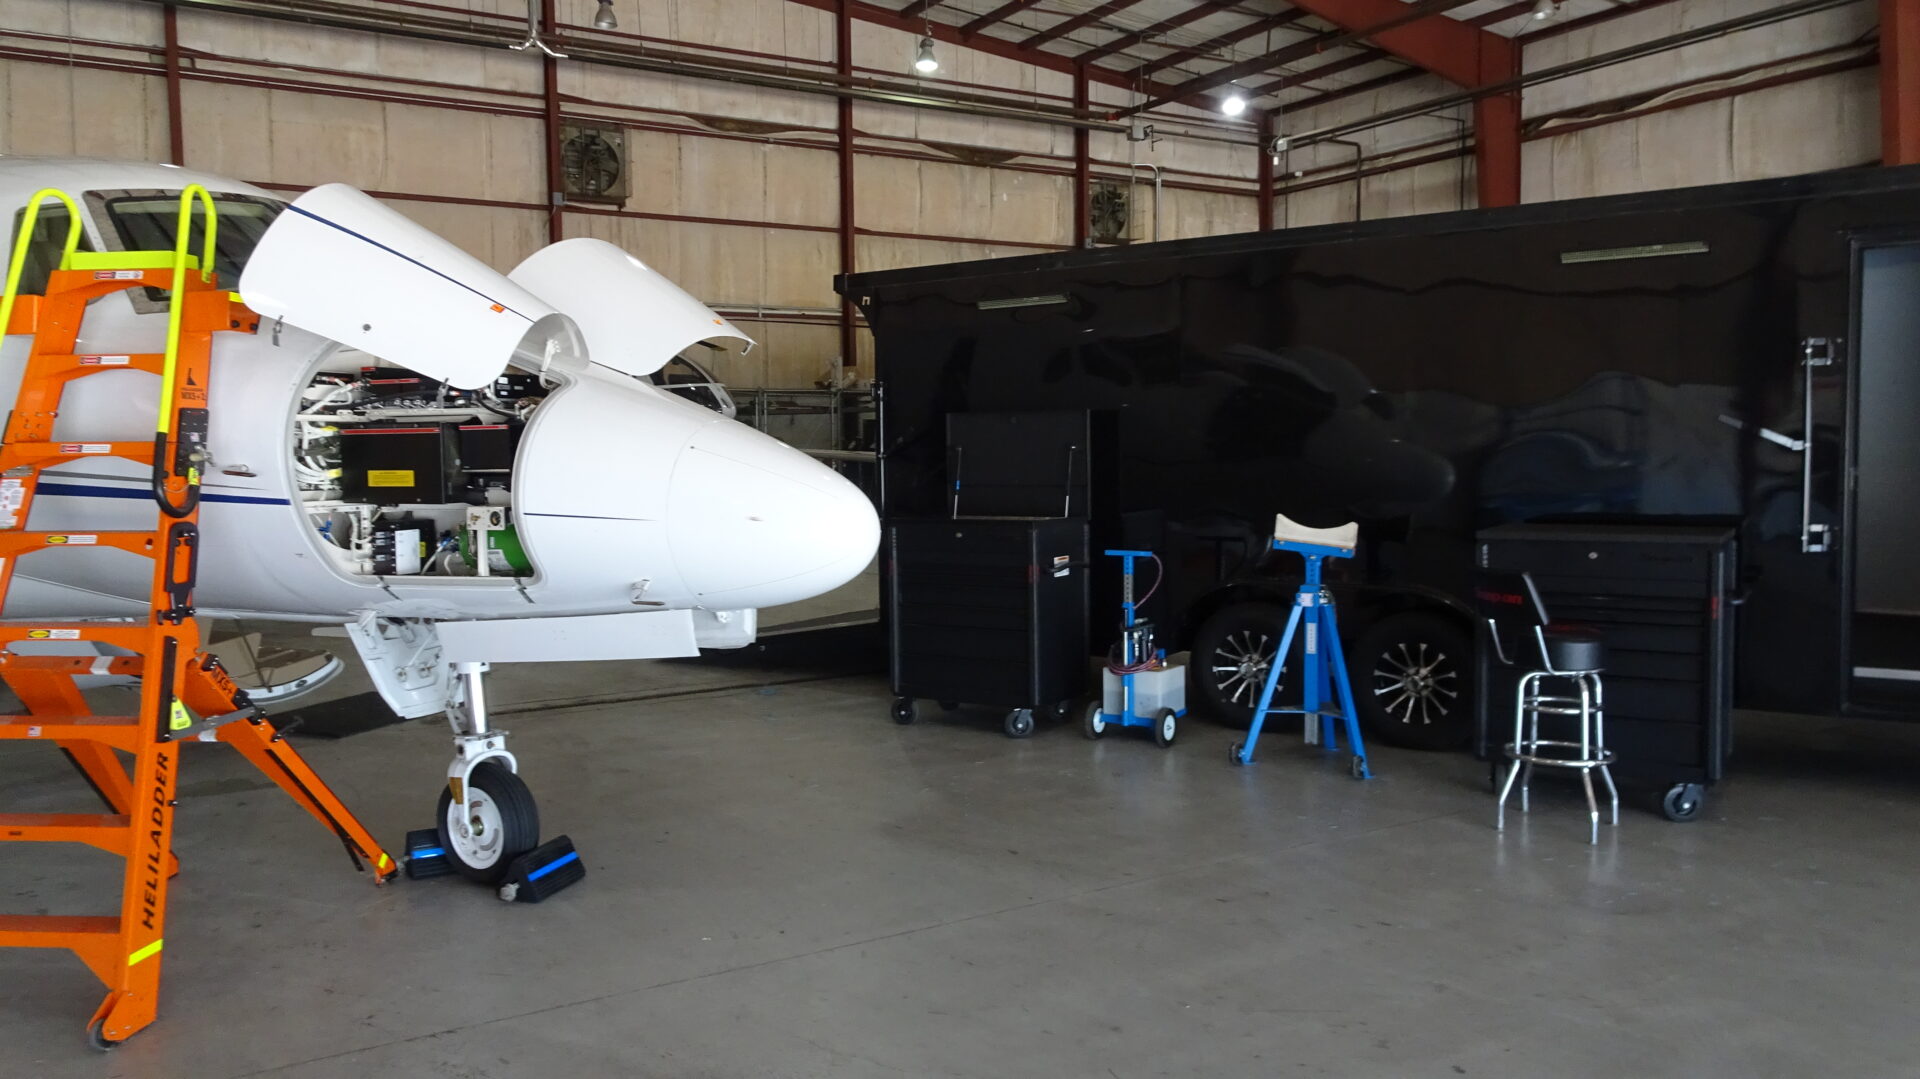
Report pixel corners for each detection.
[0,187,395,1049]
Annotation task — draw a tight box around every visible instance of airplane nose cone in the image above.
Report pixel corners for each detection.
[665,421,879,608]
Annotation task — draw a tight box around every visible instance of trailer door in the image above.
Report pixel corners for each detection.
[1848,241,1920,711]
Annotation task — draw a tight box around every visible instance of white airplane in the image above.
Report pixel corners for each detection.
[0,156,879,880]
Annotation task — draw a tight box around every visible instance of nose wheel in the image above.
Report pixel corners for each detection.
[436,760,540,883]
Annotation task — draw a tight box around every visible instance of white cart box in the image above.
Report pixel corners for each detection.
[1101,660,1188,716]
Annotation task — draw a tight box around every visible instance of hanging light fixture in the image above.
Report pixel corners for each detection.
[1531,0,1560,21]
[1220,87,1247,118]
[915,36,939,74]
[593,0,617,29]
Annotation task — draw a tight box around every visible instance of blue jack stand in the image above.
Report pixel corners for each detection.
[1229,518,1373,780]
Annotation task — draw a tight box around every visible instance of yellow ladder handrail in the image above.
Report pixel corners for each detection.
[153,185,220,519]
[0,187,84,338]
[158,184,219,436]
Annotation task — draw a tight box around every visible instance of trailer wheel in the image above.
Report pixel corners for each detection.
[1353,612,1471,751]
[1191,602,1293,723]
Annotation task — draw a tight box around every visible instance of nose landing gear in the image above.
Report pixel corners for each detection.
[439,660,540,882]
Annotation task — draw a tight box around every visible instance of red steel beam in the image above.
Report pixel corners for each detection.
[1073,64,1090,246]
[960,0,1032,38]
[1021,0,1149,51]
[541,0,565,242]
[784,0,1191,104]
[1246,48,1386,97]
[1885,0,1920,164]
[1122,0,1486,114]
[900,0,944,19]
[1281,65,1423,111]
[1257,110,1274,230]
[1132,9,1313,78]
[838,0,858,368]
[1072,0,1238,66]
[1473,35,1520,207]
[163,4,185,165]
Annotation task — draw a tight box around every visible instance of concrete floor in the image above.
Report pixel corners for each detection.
[5,657,1920,1077]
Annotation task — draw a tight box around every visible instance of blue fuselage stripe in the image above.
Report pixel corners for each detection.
[36,481,290,506]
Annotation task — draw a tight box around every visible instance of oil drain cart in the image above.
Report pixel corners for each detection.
[1230,515,1373,779]
[1083,549,1186,746]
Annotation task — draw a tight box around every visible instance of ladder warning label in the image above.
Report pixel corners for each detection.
[0,478,21,528]
[79,355,131,366]
[44,535,95,545]
[92,270,143,280]
[58,443,111,454]
[25,629,81,640]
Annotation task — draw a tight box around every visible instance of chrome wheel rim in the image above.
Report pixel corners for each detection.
[1212,629,1282,706]
[447,788,505,869]
[1371,640,1459,726]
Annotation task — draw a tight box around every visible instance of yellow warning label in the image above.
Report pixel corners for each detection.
[169,700,191,732]
[367,470,415,488]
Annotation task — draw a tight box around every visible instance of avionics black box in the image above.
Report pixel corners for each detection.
[457,423,520,473]
[339,425,459,504]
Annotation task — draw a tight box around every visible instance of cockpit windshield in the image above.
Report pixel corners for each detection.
[93,191,285,289]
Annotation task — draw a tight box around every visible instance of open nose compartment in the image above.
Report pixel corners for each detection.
[239,183,591,582]
[290,353,557,580]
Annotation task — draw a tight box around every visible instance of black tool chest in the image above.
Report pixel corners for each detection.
[1475,523,1737,811]
[884,410,1094,736]
[886,516,1088,734]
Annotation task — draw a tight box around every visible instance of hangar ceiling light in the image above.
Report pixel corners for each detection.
[915,36,940,74]
[593,0,617,30]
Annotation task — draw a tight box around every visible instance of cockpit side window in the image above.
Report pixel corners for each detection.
[4,205,94,296]
[648,352,733,415]
[86,190,285,310]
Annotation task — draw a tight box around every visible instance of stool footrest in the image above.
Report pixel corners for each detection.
[1505,739,1615,769]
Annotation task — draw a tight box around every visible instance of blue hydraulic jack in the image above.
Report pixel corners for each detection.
[1084,549,1187,747]
[1229,516,1373,779]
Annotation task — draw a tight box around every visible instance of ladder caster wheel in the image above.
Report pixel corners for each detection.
[1229,741,1248,766]
[1662,783,1705,822]
[1004,709,1035,739]
[891,698,916,724]
[1040,699,1072,722]
[86,1018,121,1052]
[1153,708,1177,748]
[1350,755,1368,780]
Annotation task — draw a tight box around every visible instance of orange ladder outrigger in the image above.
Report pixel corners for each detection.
[0,187,395,1049]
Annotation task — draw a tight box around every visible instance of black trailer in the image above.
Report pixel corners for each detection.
[840,166,1920,750]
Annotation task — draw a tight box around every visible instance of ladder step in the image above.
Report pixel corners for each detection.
[0,715,143,750]
[67,250,198,273]
[0,813,132,850]
[0,531,159,555]
[0,624,155,649]
[1,441,155,464]
[32,353,167,374]
[0,914,120,949]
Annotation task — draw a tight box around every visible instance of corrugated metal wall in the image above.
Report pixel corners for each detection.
[0,0,1891,385]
